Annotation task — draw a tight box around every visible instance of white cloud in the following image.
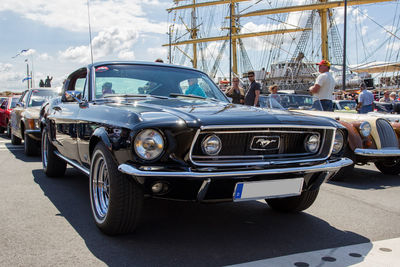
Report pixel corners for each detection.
[38,53,52,61]
[147,47,168,61]
[0,0,169,35]
[0,63,25,90]
[59,27,139,63]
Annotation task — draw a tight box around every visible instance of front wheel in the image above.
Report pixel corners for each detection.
[42,129,66,177]
[90,142,143,235]
[24,132,39,156]
[0,127,4,134]
[266,189,319,212]
[11,129,21,145]
[375,159,400,175]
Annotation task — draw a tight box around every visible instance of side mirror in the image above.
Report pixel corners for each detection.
[62,91,82,103]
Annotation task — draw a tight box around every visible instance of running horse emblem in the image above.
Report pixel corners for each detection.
[256,138,277,148]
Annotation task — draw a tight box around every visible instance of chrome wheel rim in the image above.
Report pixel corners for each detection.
[42,131,48,169]
[91,152,110,222]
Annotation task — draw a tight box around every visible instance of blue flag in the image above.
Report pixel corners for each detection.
[22,77,32,82]
[12,49,30,59]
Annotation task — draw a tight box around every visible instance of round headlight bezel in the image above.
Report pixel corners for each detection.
[201,134,222,156]
[304,133,320,153]
[134,129,165,161]
[360,121,371,137]
[332,130,345,154]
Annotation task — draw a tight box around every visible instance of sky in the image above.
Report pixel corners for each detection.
[0,0,399,92]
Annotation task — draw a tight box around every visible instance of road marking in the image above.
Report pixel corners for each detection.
[227,238,400,267]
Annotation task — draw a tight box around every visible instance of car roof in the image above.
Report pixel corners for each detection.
[89,61,202,73]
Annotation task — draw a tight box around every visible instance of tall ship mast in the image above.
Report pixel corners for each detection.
[165,0,399,92]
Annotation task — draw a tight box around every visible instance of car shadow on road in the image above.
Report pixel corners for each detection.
[32,169,371,267]
[328,165,400,190]
[5,143,41,162]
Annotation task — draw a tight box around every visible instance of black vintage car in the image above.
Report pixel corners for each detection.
[40,61,352,235]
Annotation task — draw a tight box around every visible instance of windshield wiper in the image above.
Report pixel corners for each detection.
[169,93,207,100]
[103,94,168,99]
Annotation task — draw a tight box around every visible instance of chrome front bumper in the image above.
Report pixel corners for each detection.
[354,148,400,157]
[118,158,353,179]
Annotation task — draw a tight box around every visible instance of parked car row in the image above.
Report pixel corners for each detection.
[3,61,376,236]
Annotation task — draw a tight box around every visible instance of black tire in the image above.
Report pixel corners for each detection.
[0,127,4,134]
[90,142,143,235]
[375,158,400,175]
[266,189,319,212]
[42,129,67,177]
[11,129,21,145]
[24,132,39,156]
[6,122,11,138]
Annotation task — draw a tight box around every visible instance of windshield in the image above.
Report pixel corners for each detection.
[337,100,357,110]
[259,94,323,111]
[93,64,228,102]
[28,90,58,107]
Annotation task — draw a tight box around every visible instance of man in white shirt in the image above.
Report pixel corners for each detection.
[309,60,336,111]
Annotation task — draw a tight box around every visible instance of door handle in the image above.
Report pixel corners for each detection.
[52,106,62,111]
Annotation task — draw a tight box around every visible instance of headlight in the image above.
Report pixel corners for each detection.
[360,121,371,137]
[27,119,39,129]
[201,134,222,155]
[305,134,320,153]
[332,130,344,154]
[134,129,164,160]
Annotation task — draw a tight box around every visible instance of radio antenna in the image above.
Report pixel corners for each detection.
[87,0,94,64]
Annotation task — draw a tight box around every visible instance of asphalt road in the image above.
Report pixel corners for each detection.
[0,133,399,266]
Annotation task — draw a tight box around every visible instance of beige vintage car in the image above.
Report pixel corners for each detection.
[261,94,400,178]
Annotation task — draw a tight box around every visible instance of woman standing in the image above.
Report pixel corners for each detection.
[226,77,244,104]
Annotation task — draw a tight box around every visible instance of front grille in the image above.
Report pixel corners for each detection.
[190,126,335,166]
[376,119,398,148]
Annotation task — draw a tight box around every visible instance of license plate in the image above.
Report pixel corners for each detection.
[233,178,304,202]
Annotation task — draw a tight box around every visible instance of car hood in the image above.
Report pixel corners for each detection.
[104,98,339,128]
[23,106,41,119]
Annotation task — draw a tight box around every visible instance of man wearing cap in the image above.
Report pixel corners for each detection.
[309,60,335,111]
[357,83,374,114]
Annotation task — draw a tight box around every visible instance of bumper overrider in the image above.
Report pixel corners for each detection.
[118,158,353,201]
[354,148,400,157]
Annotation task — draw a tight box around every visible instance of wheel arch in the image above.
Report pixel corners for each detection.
[89,127,115,163]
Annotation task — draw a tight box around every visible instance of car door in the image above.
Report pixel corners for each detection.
[50,72,86,162]
[0,99,7,127]
[11,91,28,139]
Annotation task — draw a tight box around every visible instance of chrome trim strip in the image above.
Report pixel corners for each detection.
[354,148,400,157]
[54,151,90,176]
[118,158,353,178]
[200,125,337,130]
[189,157,330,167]
[200,130,323,134]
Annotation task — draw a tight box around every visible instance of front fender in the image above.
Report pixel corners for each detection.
[89,127,113,162]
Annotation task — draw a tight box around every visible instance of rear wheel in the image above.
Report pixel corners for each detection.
[6,122,11,138]
[90,142,143,235]
[42,128,66,177]
[11,129,21,145]
[375,158,400,175]
[24,132,39,156]
[0,127,4,134]
[266,189,319,212]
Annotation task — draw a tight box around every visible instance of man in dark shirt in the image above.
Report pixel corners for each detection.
[244,71,261,106]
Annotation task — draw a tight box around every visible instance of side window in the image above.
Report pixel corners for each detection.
[74,78,86,93]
